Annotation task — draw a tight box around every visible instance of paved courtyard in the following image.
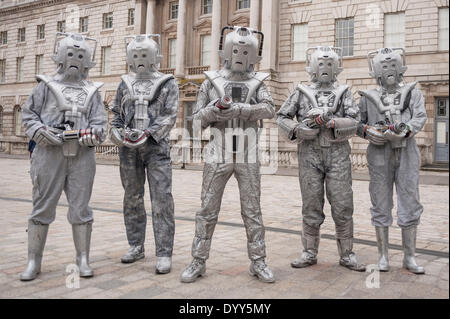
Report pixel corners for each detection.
[0,157,448,299]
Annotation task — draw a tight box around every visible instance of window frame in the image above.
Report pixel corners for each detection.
[102,12,114,30]
[0,59,5,83]
[79,17,89,33]
[128,8,135,26]
[169,1,179,20]
[168,38,177,69]
[16,57,24,82]
[384,12,405,48]
[202,0,213,15]
[57,20,66,33]
[439,7,449,51]
[35,54,43,75]
[291,23,308,62]
[0,31,8,45]
[17,28,26,43]
[37,24,45,40]
[14,105,22,136]
[335,18,354,57]
[101,46,112,75]
[200,34,211,66]
[237,0,250,10]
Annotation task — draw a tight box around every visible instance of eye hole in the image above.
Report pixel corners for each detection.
[392,64,396,67]
[78,54,83,59]
[142,54,147,58]
[68,52,73,57]
[319,62,324,67]
[233,49,238,54]
[328,63,332,67]
[133,54,138,58]
[243,51,248,55]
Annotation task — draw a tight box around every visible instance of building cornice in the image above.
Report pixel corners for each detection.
[0,0,69,16]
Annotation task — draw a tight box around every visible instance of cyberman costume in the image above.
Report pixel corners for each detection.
[277,46,366,272]
[20,33,107,281]
[357,48,427,274]
[110,35,178,274]
[181,26,276,283]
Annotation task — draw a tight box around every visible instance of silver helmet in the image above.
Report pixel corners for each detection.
[52,32,97,79]
[368,47,407,86]
[219,26,264,72]
[125,34,162,74]
[305,46,343,83]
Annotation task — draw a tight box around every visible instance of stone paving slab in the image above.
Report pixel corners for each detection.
[0,158,448,299]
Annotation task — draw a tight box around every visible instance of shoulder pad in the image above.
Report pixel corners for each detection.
[402,82,417,94]
[92,82,104,90]
[253,72,270,82]
[36,74,52,84]
[204,70,221,82]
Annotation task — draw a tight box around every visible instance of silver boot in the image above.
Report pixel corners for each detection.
[249,258,275,283]
[156,256,172,274]
[337,238,366,272]
[121,245,145,263]
[20,221,49,281]
[72,223,93,277]
[402,225,425,274]
[375,226,389,272]
[181,258,206,283]
[291,225,319,268]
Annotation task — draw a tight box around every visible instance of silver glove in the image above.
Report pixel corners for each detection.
[384,130,406,143]
[33,127,63,147]
[109,127,125,147]
[365,126,386,145]
[79,128,103,147]
[123,129,149,149]
[213,103,241,122]
[295,123,320,141]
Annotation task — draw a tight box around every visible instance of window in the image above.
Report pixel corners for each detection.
[128,9,135,26]
[79,17,88,33]
[0,31,7,45]
[37,24,45,40]
[439,8,449,50]
[14,106,22,136]
[18,28,26,42]
[200,34,211,66]
[35,55,43,75]
[0,59,5,83]
[102,12,113,29]
[292,24,308,61]
[202,0,212,15]
[384,13,405,48]
[0,106,3,135]
[335,18,354,56]
[101,46,111,75]
[57,20,66,33]
[16,57,24,82]
[168,38,177,68]
[237,0,250,10]
[170,2,179,20]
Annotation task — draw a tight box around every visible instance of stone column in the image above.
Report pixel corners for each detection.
[145,0,156,34]
[250,0,260,30]
[134,0,147,34]
[210,0,222,70]
[260,0,278,72]
[175,0,187,78]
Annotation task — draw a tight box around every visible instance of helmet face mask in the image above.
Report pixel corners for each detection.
[219,26,263,73]
[306,46,343,83]
[368,48,407,87]
[52,33,96,80]
[126,35,162,76]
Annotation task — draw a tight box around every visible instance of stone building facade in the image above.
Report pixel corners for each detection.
[0,0,448,169]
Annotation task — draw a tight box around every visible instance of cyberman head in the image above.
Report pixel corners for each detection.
[306,46,343,84]
[125,34,162,76]
[368,48,407,87]
[52,33,97,80]
[219,26,264,73]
